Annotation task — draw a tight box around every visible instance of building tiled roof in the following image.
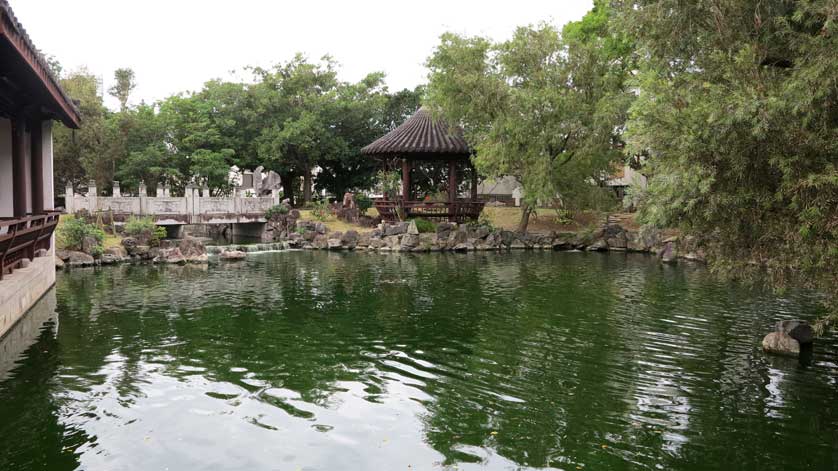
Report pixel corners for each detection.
[0,0,80,127]
[361,107,471,159]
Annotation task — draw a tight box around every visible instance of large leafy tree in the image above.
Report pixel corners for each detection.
[619,0,838,325]
[53,68,114,191]
[427,4,634,231]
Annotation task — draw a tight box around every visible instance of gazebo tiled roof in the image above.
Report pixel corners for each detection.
[361,107,470,159]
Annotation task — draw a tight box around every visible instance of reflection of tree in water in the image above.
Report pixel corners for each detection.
[419,252,627,468]
[4,253,835,470]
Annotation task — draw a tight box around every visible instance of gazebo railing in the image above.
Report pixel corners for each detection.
[0,212,60,280]
[373,199,485,224]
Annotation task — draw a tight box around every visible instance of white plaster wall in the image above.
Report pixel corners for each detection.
[41,121,54,211]
[0,119,12,217]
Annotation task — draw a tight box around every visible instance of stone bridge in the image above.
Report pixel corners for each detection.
[65,180,279,226]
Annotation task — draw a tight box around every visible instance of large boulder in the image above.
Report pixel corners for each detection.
[407,221,420,235]
[81,236,100,256]
[586,239,608,251]
[659,240,678,263]
[327,238,343,250]
[400,233,420,250]
[776,320,814,345]
[385,223,408,237]
[55,256,65,269]
[121,237,138,251]
[154,247,186,264]
[104,246,128,259]
[133,245,152,259]
[313,234,328,250]
[178,236,204,257]
[436,222,455,241]
[65,250,95,267]
[341,230,360,250]
[762,332,800,357]
[604,225,627,250]
[220,250,246,261]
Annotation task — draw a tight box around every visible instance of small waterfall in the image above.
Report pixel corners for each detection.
[205,242,288,255]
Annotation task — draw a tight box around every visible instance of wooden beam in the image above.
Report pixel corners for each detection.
[30,120,43,213]
[11,117,26,216]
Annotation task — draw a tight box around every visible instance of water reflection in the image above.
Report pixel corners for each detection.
[0,251,835,470]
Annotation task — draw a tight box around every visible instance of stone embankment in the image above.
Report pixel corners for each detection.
[56,216,705,270]
[270,218,704,263]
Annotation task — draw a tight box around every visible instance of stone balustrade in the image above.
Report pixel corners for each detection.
[65,181,280,225]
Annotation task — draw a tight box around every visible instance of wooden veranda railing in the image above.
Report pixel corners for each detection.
[0,212,60,280]
[374,199,486,224]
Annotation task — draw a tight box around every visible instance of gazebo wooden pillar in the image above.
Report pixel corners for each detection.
[402,158,411,202]
[361,107,486,223]
[448,160,457,203]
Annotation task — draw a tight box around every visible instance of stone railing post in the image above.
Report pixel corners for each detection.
[65,183,74,213]
[87,179,98,213]
[201,185,209,198]
[138,180,147,215]
[112,181,121,197]
[271,189,279,206]
[185,183,194,224]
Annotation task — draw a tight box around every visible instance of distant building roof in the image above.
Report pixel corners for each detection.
[0,0,80,127]
[361,107,471,159]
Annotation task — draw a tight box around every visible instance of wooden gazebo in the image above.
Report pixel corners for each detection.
[361,107,485,223]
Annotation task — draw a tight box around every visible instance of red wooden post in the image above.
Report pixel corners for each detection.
[401,158,411,202]
[11,117,27,217]
[448,160,457,203]
[30,121,44,214]
[470,165,478,201]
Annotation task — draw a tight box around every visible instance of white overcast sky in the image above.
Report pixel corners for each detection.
[12,0,592,110]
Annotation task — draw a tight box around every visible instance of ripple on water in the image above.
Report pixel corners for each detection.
[0,251,834,471]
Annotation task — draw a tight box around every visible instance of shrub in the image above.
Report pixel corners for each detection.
[355,193,373,216]
[376,170,401,200]
[57,216,105,253]
[265,204,290,220]
[311,200,330,222]
[124,216,167,246]
[412,218,436,234]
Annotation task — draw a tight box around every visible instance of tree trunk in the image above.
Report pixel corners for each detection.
[280,171,296,206]
[518,202,533,233]
[303,164,312,204]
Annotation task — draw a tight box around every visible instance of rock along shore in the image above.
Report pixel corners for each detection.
[56,219,705,270]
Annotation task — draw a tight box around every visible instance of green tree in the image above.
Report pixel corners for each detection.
[109,68,136,112]
[427,9,633,231]
[53,68,111,191]
[618,0,838,326]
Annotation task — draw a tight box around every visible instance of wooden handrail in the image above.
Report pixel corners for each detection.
[0,212,60,280]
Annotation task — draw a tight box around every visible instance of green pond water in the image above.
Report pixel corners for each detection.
[0,251,836,470]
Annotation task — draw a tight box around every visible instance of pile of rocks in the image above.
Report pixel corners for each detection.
[57,235,209,269]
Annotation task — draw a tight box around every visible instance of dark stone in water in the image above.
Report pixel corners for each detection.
[776,320,814,345]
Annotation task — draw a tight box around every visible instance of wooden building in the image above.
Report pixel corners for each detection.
[361,107,484,222]
[0,0,80,337]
